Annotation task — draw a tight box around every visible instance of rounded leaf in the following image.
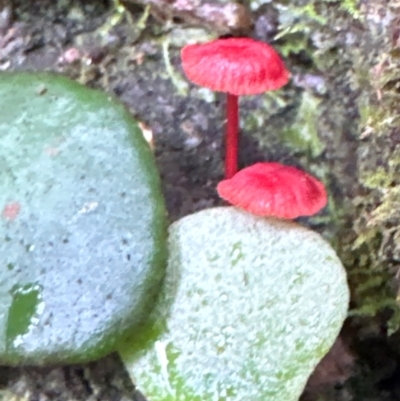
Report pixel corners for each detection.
[121,207,349,401]
[0,72,167,365]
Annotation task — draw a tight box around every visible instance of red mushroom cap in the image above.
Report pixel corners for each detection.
[181,37,289,96]
[217,162,327,219]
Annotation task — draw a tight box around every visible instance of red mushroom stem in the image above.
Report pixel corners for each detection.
[181,38,290,179]
[225,93,239,179]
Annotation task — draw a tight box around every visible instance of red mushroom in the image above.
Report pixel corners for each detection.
[181,38,289,179]
[217,162,327,219]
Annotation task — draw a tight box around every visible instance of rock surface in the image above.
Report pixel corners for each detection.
[123,0,253,35]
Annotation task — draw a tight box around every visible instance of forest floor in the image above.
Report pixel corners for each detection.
[1,1,400,401]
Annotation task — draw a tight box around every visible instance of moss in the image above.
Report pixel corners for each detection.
[98,0,129,37]
[349,2,400,331]
[260,0,400,333]
[161,37,189,96]
[336,0,361,19]
[281,92,324,157]
[361,168,393,189]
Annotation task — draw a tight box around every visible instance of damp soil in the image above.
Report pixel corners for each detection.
[1,1,400,401]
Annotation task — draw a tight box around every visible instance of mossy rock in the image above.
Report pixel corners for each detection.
[0,72,167,365]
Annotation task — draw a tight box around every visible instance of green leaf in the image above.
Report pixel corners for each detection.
[120,207,349,401]
[0,72,167,365]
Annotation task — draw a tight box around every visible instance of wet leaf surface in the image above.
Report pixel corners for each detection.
[0,72,167,365]
[121,207,349,401]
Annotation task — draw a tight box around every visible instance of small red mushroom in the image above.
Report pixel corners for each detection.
[181,37,289,178]
[217,162,327,219]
